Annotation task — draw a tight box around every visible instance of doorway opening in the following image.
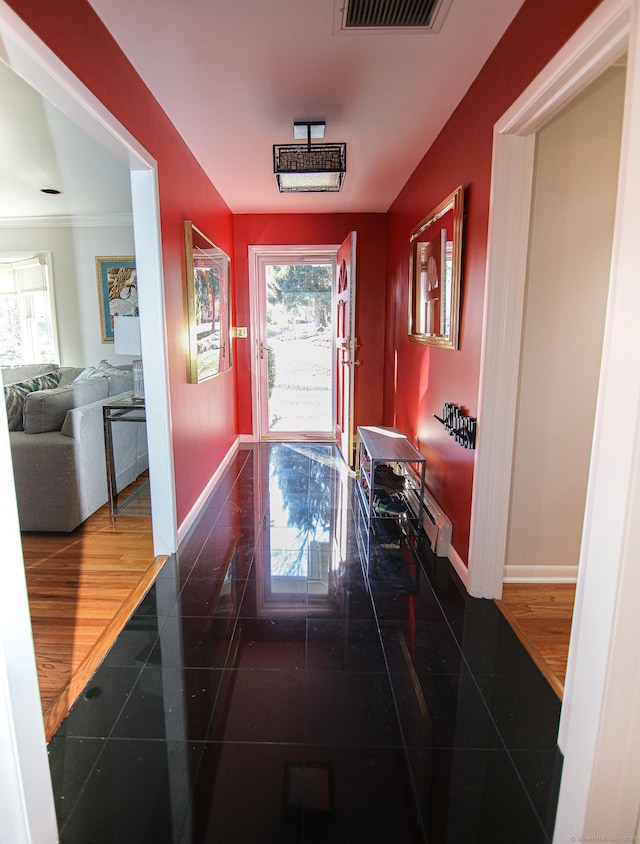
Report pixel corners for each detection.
[496,60,626,697]
[251,246,338,440]
[263,259,333,435]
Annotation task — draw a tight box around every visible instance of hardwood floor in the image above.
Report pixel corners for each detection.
[497,582,576,699]
[22,478,166,741]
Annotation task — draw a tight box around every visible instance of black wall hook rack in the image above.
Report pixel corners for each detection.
[434,403,477,450]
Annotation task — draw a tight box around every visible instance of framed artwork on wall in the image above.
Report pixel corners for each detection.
[408,184,464,350]
[96,256,137,342]
[184,221,232,383]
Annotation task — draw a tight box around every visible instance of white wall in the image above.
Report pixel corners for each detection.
[504,65,626,580]
[0,217,134,366]
[0,215,134,366]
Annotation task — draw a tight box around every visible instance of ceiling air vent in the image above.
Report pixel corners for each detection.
[334,0,453,33]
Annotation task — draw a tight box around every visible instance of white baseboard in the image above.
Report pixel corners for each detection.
[177,436,241,545]
[446,553,577,592]
[503,564,578,583]
[238,434,255,444]
[448,544,470,591]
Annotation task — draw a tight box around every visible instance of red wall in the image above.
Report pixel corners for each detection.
[233,214,387,435]
[384,0,603,563]
[6,0,238,527]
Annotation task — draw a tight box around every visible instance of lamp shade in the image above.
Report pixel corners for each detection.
[273,142,346,193]
[113,315,141,356]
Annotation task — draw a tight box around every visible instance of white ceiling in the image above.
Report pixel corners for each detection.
[0,0,526,219]
[84,0,525,214]
[0,60,133,220]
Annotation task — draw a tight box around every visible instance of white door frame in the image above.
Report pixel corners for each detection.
[248,244,338,440]
[0,3,177,840]
[130,166,177,555]
[468,0,640,836]
[0,4,176,557]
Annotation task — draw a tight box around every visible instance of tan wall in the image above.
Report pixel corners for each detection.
[505,64,626,575]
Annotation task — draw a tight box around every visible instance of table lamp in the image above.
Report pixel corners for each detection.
[113,315,144,402]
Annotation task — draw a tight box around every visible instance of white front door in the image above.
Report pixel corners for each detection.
[252,247,337,440]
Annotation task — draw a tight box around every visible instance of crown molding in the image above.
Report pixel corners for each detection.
[0,213,133,229]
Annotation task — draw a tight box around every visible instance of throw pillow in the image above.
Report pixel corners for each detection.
[95,359,123,376]
[71,366,101,381]
[4,369,62,431]
[72,360,130,383]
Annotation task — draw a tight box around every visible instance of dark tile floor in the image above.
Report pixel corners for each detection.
[48,443,563,843]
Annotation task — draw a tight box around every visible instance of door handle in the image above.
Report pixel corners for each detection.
[259,343,271,359]
[341,359,361,366]
[338,336,361,350]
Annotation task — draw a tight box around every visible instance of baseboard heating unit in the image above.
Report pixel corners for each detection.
[422,489,452,556]
[405,479,452,557]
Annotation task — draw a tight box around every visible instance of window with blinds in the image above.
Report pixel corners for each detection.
[0,254,58,365]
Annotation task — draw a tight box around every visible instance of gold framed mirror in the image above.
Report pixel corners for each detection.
[408,184,464,350]
[184,221,232,383]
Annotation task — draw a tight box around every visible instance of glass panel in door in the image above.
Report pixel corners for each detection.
[262,262,333,436]
[334,232,357,466]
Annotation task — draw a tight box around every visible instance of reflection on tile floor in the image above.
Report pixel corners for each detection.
[48,443,562,843]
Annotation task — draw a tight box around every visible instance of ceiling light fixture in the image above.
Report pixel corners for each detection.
[273,121,346,193]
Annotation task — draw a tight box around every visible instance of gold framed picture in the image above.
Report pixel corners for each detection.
[184,222,232,383]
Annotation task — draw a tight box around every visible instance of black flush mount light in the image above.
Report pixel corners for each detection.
[273,122,346,193]
[40,188,62,195]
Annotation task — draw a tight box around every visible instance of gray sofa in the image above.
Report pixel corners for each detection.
[3,362,148,532]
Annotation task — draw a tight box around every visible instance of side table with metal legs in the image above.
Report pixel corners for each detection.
[102,396,149,523]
